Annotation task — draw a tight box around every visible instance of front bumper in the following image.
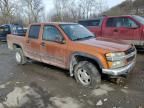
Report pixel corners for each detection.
[102,61,135,76]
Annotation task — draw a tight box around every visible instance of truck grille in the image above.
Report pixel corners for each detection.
[125,46,135,55]
[125,46,136,63]
[127,55,135,63]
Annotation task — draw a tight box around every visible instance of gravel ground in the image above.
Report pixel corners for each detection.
[0,42,144,108]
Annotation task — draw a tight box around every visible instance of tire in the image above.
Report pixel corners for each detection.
[74,61,101,89]
[15,48,27,65]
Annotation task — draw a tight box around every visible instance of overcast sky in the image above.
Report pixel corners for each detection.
[43,0,126,13]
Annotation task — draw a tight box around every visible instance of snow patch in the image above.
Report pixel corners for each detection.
[0,82,11,89]
[4,87,29,107]
[0,84,6,89]
[92,84,114,96]
[0,103,4,108]
[121,89,128,94]
[50,97,82,108]
[100,84,114,91]
[96,100,103,106]
[104,98,108,102]
[1,84,82,108]
[3,86,45,107]
[92,88,108,96]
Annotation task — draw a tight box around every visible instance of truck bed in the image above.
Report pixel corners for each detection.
[7,34,25,50]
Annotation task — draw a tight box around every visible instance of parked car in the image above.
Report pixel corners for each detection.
[0,24,25,41]
[7,22,136,88]
[78,15,144,50]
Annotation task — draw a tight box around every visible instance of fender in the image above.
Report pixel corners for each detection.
[69,52,104,76]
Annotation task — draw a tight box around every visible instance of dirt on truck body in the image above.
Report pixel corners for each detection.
[7,22,137,88]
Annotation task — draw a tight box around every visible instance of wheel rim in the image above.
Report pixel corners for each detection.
[16,52,21,63]
[77,68,91,86]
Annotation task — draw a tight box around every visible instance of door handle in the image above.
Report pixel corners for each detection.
[41,42,45,47]
[114,29,118,32]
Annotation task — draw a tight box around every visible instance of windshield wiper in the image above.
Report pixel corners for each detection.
[73,36,95,41]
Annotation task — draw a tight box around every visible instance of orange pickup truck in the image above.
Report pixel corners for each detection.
[7,22,137,88]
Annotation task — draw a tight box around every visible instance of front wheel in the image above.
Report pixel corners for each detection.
[15,48,27,65]
[74,61,101,88]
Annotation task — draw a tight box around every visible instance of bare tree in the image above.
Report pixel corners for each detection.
[78,0,95,19]
[0,0,17,24]
[133,0,144,15]
[52,0,108,22]
[53,0,70,21]
[96,0,108,15]
[22,0,44,23]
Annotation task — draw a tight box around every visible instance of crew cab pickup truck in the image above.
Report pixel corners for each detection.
[0,24,25,41]
[79,15,144,50]
[7,22,137,88]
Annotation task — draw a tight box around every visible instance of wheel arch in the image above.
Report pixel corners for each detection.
[69,52,104,76]
[13,43,22,50]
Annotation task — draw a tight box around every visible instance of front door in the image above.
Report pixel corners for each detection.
[115,17,141,42]
[25,25,41,61]
[40,25,67,68]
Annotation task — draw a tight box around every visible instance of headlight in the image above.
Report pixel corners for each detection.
[106,52,126,69]
[106,52,125,61]
[108,60,126,69]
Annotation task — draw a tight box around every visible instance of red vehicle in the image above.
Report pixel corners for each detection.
[78,15,144,50]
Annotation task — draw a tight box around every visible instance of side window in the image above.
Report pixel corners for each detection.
[43,25,63,42]
[123,18,137,28]
[4,26,10,32]
[0,26,10,33]
[78,21,88,27]
[106,18,117,27]
[0,27,3,31]
[115,17,138,28]
[79,20,101,27]
[116,18,123,27]
[29,25,40,39]
[88,20,101,26]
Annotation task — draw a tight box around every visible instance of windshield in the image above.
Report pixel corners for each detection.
[12,25,25,34]
[133,15,144,25]
[0,26,10,34]
[0,27,5,34]
[60,24,95,41]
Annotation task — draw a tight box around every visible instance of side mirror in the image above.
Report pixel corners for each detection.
[130,25,139,29]
[56,36,66,44]
[62,40,66,44]
[128,23,140,29]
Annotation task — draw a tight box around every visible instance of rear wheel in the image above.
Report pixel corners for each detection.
[15,48,27,65]
[74,61,101,88]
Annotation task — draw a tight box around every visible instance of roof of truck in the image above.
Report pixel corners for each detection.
[78,15,139,21]
[31,22,77,25]
[105,15,137,18]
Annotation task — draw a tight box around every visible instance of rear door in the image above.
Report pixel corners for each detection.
[25,25,41,61]
[102,17,119,39]
[40,25,67,68]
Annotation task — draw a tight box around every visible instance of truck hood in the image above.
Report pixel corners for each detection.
[76,37,131,52]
